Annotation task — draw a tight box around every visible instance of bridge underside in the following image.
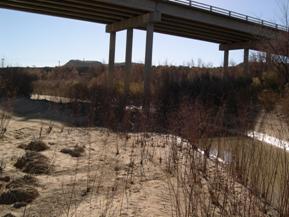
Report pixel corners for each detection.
[0,0,285,111]
[0,0,278,43]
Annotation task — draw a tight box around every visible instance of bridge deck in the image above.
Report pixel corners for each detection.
[0,0,286,44]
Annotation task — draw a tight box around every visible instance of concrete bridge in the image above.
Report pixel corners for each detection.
[0,0,287,108]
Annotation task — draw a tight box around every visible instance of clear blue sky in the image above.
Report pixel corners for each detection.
[0,0,285,67]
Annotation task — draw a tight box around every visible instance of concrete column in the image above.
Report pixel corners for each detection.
[108,31,116,90]
[224,50,229,73]
[144,23,154,112]
[124,28,133,100]
[266,52,272,65]
[265,52,272,70]
[244,48,249,74]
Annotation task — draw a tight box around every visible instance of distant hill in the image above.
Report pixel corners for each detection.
[65,60,102,68]
[64,60,145,67]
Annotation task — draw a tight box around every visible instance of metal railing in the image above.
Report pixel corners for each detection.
[167,0,288,31]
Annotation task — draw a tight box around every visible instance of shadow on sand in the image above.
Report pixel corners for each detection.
[0,97,91,127]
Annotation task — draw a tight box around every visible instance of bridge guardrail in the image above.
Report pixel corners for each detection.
[167,0,288,32]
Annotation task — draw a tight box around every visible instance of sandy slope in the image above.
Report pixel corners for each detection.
[0,98,278,217]
[0,115,174,217]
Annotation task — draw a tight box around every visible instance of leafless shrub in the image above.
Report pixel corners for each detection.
[14,151,51,175]
[3,55,289,217]
[18,140,49,152]
[0,159,6,174]
[0,112,10,138]
[60,146,85,157]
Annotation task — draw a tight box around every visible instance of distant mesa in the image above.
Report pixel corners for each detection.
[65,60,102,68]
[65,60,142,68]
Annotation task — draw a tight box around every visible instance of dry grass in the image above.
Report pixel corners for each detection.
[0,103,288,217]
[0,112,10,138]
[1,61,289,216]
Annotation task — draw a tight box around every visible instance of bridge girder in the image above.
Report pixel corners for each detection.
[106,12,162,33]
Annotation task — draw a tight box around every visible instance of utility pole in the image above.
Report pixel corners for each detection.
[1,58,4,68]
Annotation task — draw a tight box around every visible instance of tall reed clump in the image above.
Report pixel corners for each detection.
[0,111,10,138]
[227,127,289,216]
[0,98,12,139]
[161,98,289,217]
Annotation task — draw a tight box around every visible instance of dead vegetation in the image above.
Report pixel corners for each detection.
[0,112,10,139]
[0,175,39,205]
[14,151,51,175]
[18,140,49,152]
[6,175,38,189]
[0,186,39,205]
[2,213,16,217]
[60,145,85,157]
[0,160,5,175]
[0,111,287,216]
[1,55,289,216]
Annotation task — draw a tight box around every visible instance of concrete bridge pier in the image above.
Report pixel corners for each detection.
[266,53,272,70]
[266,53,272,63]
[108,31,116,90]
[223,50,229,73]
[124,28,134,100]
[106,29,134,98]
[143,23,154,113]
[106,12,160,112]
[244,48,249,74]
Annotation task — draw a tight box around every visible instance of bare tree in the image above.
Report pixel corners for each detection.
[260,0,289,83]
